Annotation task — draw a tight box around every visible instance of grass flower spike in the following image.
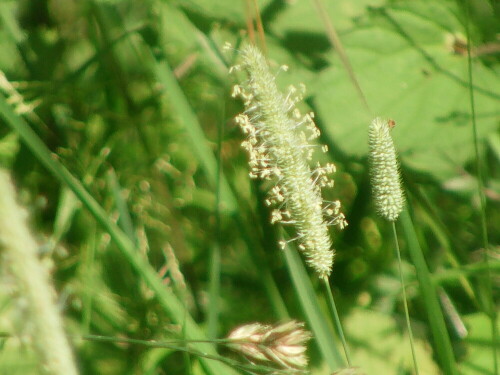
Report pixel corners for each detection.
[0,170,78,375]
[368,118,404,221]
[231,44,347,279]
[227,320,312,371]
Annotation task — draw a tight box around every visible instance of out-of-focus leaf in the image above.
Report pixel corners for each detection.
[180,0,272,24]
[0,132,19,168]
[460,313,498,375]
[345,308,440,375]
[269,0,385,36]
[312,1,499,181]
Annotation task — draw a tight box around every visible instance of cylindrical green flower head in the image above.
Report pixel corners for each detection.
[230,44,347,279]
[368,118,404,221]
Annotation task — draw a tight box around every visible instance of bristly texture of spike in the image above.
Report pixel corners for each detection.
[227,320,312,371]
[368,118,404,221]
[230,44,347,279]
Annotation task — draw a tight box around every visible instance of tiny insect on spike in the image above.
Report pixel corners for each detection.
[388,119,396,129]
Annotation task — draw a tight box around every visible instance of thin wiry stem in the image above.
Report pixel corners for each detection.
[392,222,419,375]
[323,279,352,368]
[78,333,307,375]
[463,2,498,371]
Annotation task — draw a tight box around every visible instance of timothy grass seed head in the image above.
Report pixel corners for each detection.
[230,44,347,279]
[368,117,404,221]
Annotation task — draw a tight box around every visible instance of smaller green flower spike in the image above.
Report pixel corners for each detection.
[230,44,347,279]
[368,118,404,221]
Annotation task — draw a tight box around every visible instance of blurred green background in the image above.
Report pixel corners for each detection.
[0,0,498,374]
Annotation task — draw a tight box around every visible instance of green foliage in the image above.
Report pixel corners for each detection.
[312,1,499,180]
[345,309,440,374]
[0,0,497,374]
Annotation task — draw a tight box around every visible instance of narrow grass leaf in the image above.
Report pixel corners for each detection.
[400,209,458,375]
[283,242,344,371]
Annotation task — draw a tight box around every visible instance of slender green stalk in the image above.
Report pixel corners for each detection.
[463,2,498,371]
[401,210,458,375]
[323,279,352,368]
[183,316,194,375]
[82,223,97,335]
[368,118,419,373]
[282,243,343,370]
[79,334,302,375]
[0,170,78,375]
[392,222,419,375]
[208,98,224,340]
[208,243,221,340]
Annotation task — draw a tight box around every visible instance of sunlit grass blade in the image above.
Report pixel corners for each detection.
[283,242,343,371]
[400,209,458,375]
[0,92,238,375]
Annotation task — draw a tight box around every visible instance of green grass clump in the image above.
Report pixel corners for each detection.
[0,0,497,374]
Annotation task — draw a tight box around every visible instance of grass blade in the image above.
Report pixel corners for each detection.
[283,243,344,371]
[400,209,458,375]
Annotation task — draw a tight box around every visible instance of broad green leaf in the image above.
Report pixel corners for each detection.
[269,0,385,36]
[460,313,498,375]
[312,1,499,181]
[345,308,440,375]
[180,0,272,24]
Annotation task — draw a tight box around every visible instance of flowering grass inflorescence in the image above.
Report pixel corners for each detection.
[230,43,347,279]
[227,320,312,371]
[368,118,404,221]
[0,170,78,375]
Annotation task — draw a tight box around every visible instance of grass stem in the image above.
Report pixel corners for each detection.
[463,2,498,371]
[323,278,352,367]
[392,222,419,375]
